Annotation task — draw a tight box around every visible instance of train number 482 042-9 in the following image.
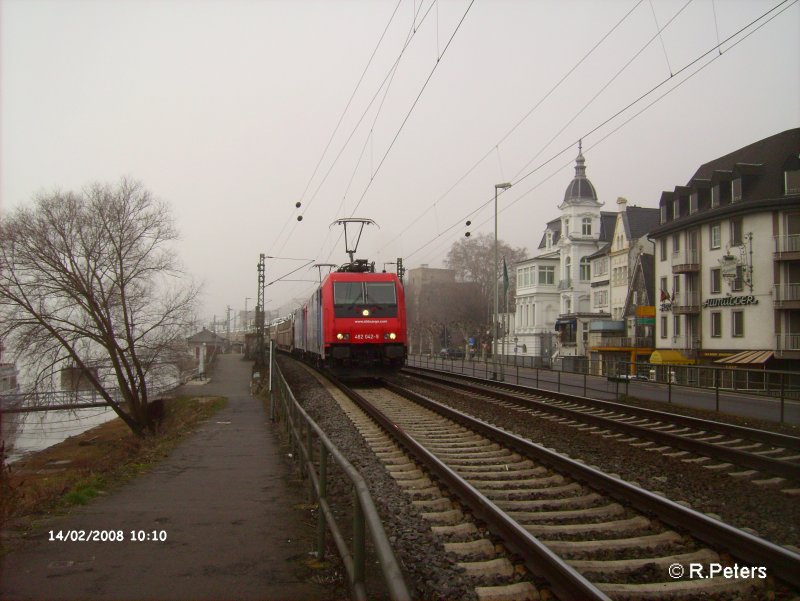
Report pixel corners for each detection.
[353,333,379,340]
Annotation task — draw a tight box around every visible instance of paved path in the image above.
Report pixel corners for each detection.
[1,354,333,601]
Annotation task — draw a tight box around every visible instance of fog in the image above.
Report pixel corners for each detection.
[2,0,798,322]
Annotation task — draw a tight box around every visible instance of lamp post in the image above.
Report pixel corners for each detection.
[493,182,512,380]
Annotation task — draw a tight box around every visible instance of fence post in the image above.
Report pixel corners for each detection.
[557,370,561,393]
[668,376,672,404]
[780,373,785,423]
[583,371,587,397]
[317,445,328,559]
[715,369,720,412]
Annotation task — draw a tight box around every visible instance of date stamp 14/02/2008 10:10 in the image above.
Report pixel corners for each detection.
[48,530,167,542]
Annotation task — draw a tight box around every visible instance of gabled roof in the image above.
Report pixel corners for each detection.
[625,206,661,241]
[598,211,618,242]
[187,328,227,345]
[537,217,562,249]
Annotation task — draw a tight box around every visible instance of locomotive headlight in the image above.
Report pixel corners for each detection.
[336,333,349,341]
[385,332,397,340]
[361,309,370,317]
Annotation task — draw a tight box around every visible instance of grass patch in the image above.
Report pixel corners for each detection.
[1,395,226,528]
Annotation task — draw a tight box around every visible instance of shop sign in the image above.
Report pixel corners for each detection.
[702,295,758,308]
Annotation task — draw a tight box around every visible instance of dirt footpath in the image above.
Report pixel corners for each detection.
[0,354,337,601]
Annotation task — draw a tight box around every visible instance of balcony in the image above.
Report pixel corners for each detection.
[774,234,800,260]
[672,248,700,273]
[671,335,700,352]
[776,333,800,357]
[671,291,701,314]
[557,278,572,290]
[590,336,654,350]
[774,283,800,309]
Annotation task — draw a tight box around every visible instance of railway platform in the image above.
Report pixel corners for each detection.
[0,354,336,601]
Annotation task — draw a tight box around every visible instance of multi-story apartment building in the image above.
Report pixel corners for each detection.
[514,147,617,365]
[587,199,660,372]
[648,128,800,370]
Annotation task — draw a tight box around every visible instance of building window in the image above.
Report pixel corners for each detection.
[672,233,680,253]
[730,217,743,246]
[564,218,569,236]
[732,178,743,202]
[711,312,721,337]
[579,257,590,281]
[539,265,554,285]
[710,222,721,249]
[582,217,592,236]
[660,315,668,338]
[786,170,800,194]
[690,192,698,214]
[710,268,721,294]
[711,185,720,208]
[660,276,668,299]
[673,199,680,219]
[661,204,667,223]
[546,231,553,248]
[732,310,744,337]
[660,238,667,261]
[673,275,681,296]
[673,315,681,336]
[564,256,571,281]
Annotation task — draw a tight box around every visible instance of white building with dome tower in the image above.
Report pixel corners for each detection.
[512,143,617,367]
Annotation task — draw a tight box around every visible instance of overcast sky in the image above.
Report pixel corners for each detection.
[2,0,798,324]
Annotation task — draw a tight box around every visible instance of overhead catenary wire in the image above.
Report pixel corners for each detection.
[377,0,646,256]
[403,0,795,265]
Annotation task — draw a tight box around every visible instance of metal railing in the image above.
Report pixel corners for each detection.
[590,336,654,349]
[408,354,800,423]
[777,333,800,352]
[774,234,800,253]
[269,359,410,601]
[774,283,800,303]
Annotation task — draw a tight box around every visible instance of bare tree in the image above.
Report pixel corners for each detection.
[445,233,527,318]
[0,179,198,436]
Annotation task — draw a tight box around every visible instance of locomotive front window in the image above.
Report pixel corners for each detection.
[365,282,396,305]
[334,282,365,305]
[333,281,398,318]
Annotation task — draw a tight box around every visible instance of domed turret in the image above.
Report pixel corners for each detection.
[563,142,598,204]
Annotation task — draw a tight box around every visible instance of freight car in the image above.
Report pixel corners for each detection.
[269,259,407,374]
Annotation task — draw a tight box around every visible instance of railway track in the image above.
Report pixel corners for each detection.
[318,372,800,600]
[401,366,800,490]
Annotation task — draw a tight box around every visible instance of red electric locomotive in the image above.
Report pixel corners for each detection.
[292,259,407,374]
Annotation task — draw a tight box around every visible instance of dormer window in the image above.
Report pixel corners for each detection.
[732,178,743,202]
[689,192,698,214]
[787,169,800,194]
[711,185,720,208]
[660,204,667,224]
[673,199,680,219]
[546,231,553,248]
[581,217,592,236]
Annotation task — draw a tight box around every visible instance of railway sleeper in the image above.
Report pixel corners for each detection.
[454,466,548,481]
[595,574,762,600]
[542,531,684,556]
[471,475,565,490]
[506,502,625,523]
[568,548,718,577]
[523,515,651,536]
[493,492,604,511]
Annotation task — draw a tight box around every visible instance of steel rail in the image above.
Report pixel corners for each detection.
[329,376,612,601]
[382,379,800,590]
[404,366,800,451]
[404,367,800,479]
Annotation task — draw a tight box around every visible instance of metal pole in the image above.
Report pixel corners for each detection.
[353,492,365,589]
[493,185,499,380]
[715,368,720,412]
[780,373,785,423]
[317,446,328,559]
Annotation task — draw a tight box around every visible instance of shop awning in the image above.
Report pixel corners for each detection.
[555,318,577,328]
[713,350,773,365]
[649,350,695,364]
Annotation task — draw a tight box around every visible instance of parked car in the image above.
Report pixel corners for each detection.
[607,373,650,382]
[439,347,465,359]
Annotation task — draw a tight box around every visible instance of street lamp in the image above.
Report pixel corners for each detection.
[493,182,512,380]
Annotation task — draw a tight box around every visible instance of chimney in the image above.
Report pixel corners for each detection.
[617,196,627,212]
